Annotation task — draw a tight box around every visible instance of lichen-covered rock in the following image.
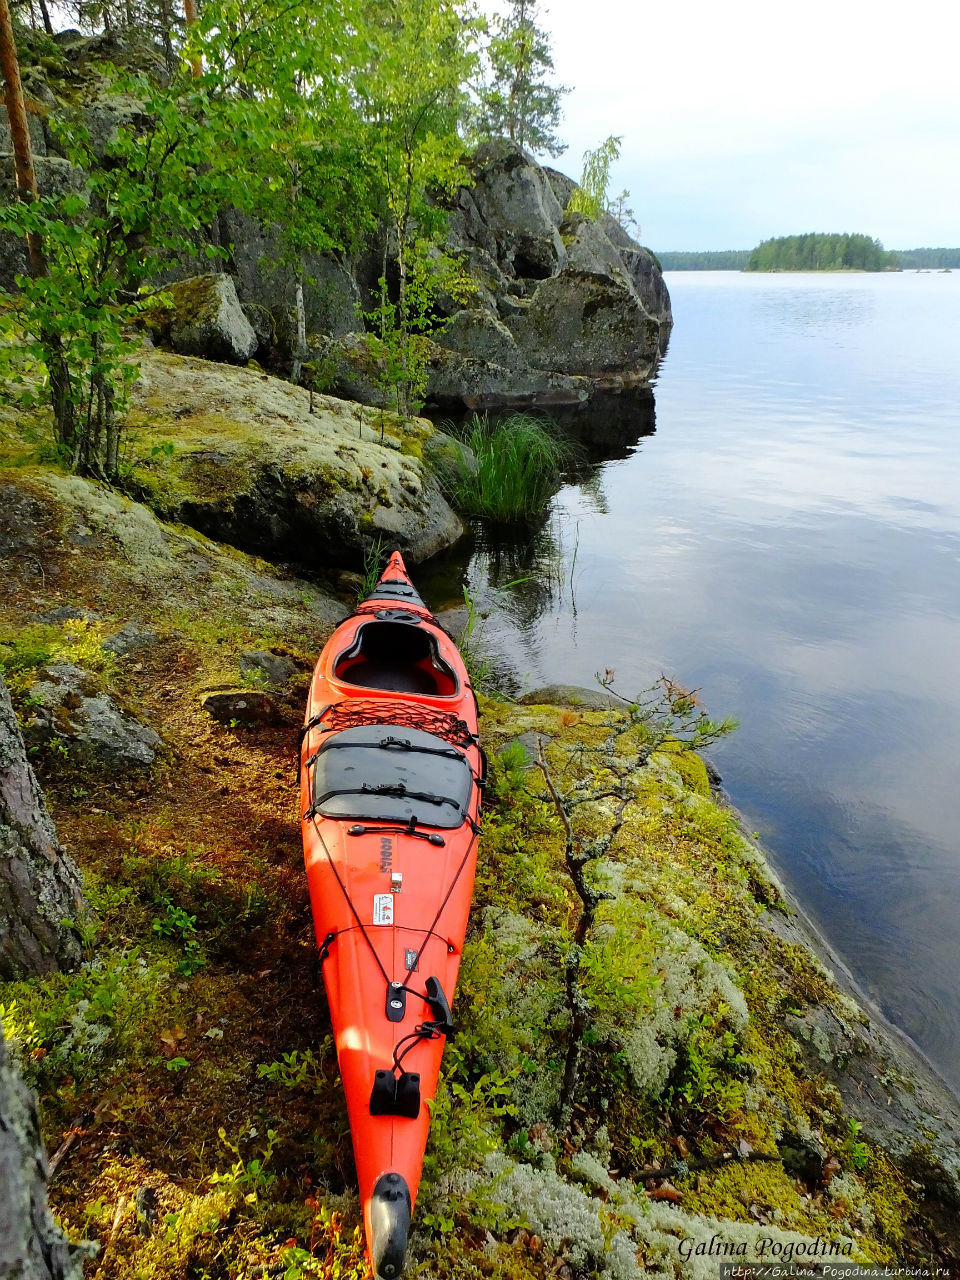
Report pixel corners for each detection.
[560,210,627,278]
[434,308,529,371]
[125,349,463,566]
[201,690,277,725]
[424,339,591,410]
[0,1026,85,1279]
[3,471,347,644]
[0,673,85,980]
[238,650,298,689]
[507,268,663,376]
[101,622,159,655]
[166,275,258,364]
[521,684,621,710]
[24,663,160,768]
[220,207,363,343]
[455,138,568,276]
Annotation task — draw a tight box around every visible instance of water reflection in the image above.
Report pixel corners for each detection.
[423,272,960,1092]
[755,282,876,335]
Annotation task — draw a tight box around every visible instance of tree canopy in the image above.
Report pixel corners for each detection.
[473,0,567,156]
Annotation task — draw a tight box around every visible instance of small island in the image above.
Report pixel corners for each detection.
[745,233,899,272]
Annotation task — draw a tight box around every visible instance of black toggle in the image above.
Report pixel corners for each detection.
[424,976,454,1037]
[386,981,407,1022]
[370,1069,421,1118]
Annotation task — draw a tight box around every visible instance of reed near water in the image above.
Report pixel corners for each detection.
[438,412,575,522]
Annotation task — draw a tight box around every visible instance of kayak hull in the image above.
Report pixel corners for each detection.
[299,552,481,1276]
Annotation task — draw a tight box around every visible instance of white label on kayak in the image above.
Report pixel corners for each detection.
[373,894,394,926]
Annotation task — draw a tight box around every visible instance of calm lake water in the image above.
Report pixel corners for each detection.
[423,269,960,1094]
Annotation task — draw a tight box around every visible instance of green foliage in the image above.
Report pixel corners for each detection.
[598,671,738,755]
[568,135,622,220]
[208,1126,279,1205]
[192,0,376,384]
[364,246,472,417]
[0,618,115,694]
[665,1006,749,1118]
[357,535,387,601]
[152,895,207,976]
[276,1209,368,1279]
[844,1119,871,1171]
[0,947,167,1094]
[437,411,575,521]
[357,0,480,411]
[746,233,898,272]
[579,896,660,1028]
[0,71,227,476]
[256,1046,330,1093]
[473,0,568,156]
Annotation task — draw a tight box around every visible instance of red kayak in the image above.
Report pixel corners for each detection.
[299,551,483,1278]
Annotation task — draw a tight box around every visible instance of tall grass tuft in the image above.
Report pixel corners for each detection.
[438,412,575,522]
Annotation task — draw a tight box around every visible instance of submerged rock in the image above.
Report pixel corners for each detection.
[520,684,621,710]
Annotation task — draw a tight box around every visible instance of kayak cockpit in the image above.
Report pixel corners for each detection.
[333,620,458,696]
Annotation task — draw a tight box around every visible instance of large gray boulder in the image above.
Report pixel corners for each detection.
[0,674,85,980]
[219,208,362,344]
[508,268,663,376]
[166,274,258,364]
[424,142,672,406]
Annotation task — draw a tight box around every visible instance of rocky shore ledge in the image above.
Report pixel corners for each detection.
[1,437,959,1276]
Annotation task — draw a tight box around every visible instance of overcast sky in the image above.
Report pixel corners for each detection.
[522,0,960,251]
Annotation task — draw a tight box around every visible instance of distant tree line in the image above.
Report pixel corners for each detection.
[892,247,960,269]
[658,243,960,271]
[657,250,751,270]
[746,233,898,272]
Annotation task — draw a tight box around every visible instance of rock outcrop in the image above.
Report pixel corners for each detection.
[23,663,161,769]
[0,673,85,980]
[124,350,463,566]
[0,1026,84,1280]
[1,35,672,408]
[161,275,258,365]
[314,141,673,409]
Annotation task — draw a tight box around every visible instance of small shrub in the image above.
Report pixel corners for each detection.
[437,412,576,522]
